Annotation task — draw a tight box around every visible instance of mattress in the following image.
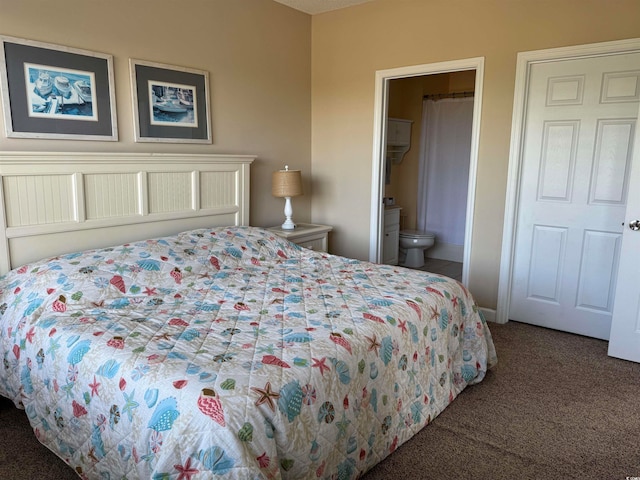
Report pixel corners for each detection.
[0,226,496,479]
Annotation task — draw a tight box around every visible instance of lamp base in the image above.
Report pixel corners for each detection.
[281,196,296,230]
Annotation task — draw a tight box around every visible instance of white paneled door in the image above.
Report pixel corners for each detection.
[509,52,640,341]
[609,104,640,362]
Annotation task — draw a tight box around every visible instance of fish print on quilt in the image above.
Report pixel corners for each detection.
[0,226,497,479]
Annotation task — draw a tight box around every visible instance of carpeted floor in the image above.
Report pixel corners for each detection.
[2,321,639,479]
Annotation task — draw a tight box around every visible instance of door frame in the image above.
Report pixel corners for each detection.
[497,38,640,325]
[369,57,485,287]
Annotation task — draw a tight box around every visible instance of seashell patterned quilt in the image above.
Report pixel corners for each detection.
[0,226,497,479]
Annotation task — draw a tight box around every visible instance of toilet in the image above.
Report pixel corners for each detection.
[398,230,436,268]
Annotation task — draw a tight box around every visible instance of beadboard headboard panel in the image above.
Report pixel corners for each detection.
[0,152,254,274]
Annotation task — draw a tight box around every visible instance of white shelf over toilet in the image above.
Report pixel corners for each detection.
[386,118,412,164]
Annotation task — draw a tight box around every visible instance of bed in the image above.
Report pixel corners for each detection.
[0,153,496,479]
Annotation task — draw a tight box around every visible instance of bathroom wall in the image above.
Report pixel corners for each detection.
[386,71,476,233]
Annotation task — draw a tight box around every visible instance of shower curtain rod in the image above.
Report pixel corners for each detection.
[423,91,474,100]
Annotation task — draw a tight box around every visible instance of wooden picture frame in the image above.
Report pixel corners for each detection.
[0,35,117,141]
[130,59,211,144]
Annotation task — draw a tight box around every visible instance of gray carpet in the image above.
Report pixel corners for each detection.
[2,321,639,479]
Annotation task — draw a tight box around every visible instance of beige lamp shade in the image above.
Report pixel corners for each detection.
[272,167,303,198]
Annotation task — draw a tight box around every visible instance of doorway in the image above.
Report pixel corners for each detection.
[370,58,485,287]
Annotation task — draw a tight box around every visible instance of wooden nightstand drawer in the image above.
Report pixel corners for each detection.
[267,223,332,253]
[294,235,326,252]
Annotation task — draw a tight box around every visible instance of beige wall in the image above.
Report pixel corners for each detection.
[311,0,640,309]
[4,0,640,311]
[386,76,423,230]
[0,0,311,229]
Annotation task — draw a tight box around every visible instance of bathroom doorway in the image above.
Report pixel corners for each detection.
[388,73,474,280]
[370,58,484,286]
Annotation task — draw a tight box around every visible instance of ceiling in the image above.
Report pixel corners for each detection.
[272,0,376,14]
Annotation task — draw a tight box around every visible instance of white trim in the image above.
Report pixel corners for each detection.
[369,69,389,265]
[480,307,498,324]
[497,38,640,324]
[370,57,485,288]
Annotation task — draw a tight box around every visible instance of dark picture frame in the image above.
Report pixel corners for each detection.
[130,59,211,143]
[0,36,117,141]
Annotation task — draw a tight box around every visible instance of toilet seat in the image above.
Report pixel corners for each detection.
[399,229,435,239]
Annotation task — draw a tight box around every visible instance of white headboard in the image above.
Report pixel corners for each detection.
[0,152,254,274]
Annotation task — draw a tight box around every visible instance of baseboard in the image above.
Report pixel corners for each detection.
[479,307,502,324]
[427,242,464,263]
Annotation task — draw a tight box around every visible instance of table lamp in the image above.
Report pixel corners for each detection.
[272,165,303,230]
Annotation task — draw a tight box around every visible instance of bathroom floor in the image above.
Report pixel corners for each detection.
[414,258,463,282]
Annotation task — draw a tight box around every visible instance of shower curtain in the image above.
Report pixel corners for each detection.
[416,97,473,257]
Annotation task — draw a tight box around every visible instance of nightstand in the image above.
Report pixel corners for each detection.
[267,223,332,253]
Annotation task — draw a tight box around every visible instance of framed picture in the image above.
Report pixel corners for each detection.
[0,36,117,141]
[130,59,211,143]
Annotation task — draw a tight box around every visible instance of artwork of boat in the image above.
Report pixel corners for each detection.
[54,76,72,98]
[154,99,187,113]
[49,96,60,113]
[27,69,94,116]
[176,89,194,108]
[34,71,53,97]
[30,95,47,112]
[73,80,92,103]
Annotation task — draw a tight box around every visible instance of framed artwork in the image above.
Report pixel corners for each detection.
[130,59,211,143]
[0,36,117,141]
